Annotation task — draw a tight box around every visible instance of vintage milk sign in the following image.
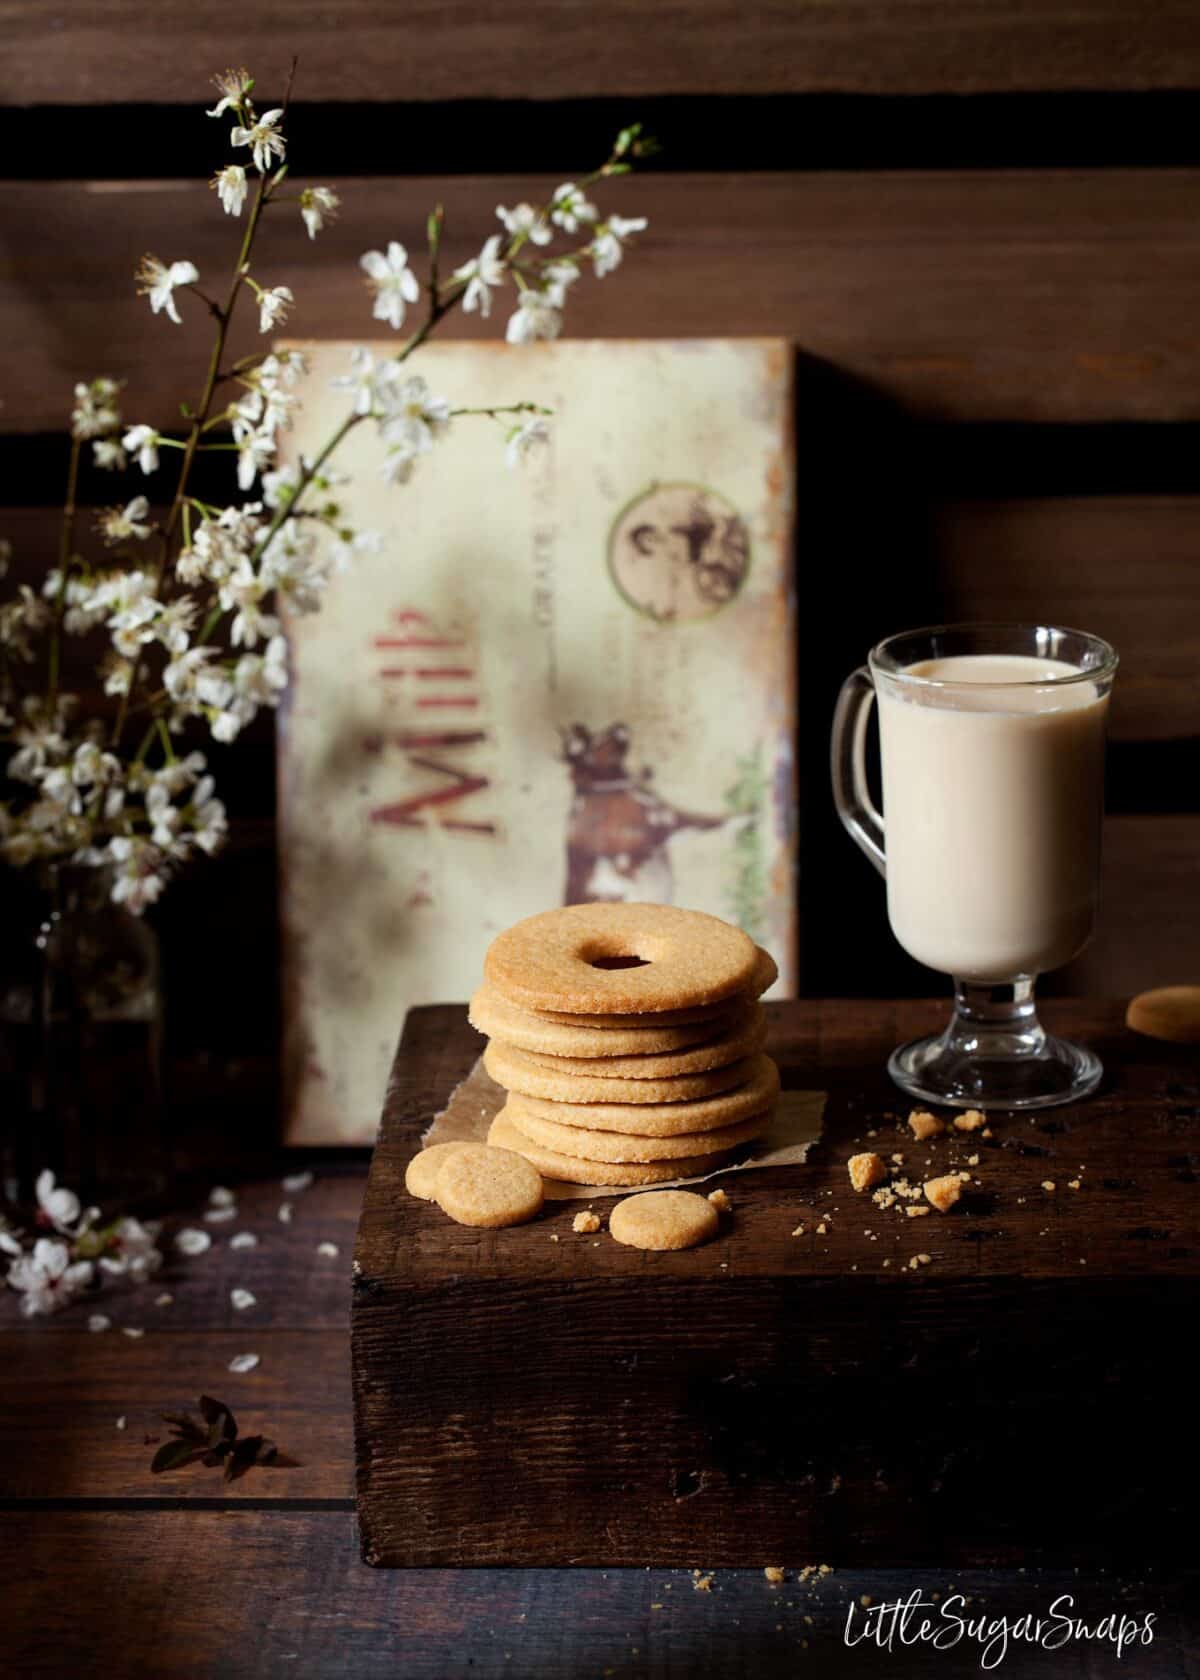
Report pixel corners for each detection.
[279,340,796,1143]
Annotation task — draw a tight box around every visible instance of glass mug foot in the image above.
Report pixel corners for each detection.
[888,1019,1102,1112]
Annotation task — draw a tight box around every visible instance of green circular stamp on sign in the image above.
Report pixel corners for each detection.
[607,481,751,624]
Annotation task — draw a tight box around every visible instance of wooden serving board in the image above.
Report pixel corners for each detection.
[352,1000,1198,1568]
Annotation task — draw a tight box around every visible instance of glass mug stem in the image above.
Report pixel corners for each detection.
[831,624,1117,1111]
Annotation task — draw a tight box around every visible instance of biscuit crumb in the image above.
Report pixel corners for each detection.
[861,1594,873,1607]
[871,1187,896,1210]
[572,1210,601,1234]
[890,1153,905,1166]
[924,1174,963,1214]
[816,1223,827,1235]
[982,1126,993,1138]
[693,1573,714,1593]
[1067,1179,1081,1191]
[548,1234,559,1242]
[1042,1180,1056,1192]
[953,1109,986,1132]
[791,1225,805,1236]
[764,1566,785,1585]
[967,1154,980,1167]
[907,1108,944,1140]
[847,1152,887,1193]
[905,1204,931,1218]
[707,1189,732,1213]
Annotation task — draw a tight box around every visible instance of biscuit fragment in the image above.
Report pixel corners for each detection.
[847,1152,887,1192]
[907,1109,945,1141]
[609,1190,720,1251]
[404,1141,476,1202]
[432,1143,544,1228]
[923,1173,964,1214]
[952,1109,986,1133]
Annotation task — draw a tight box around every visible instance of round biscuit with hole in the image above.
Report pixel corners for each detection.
[487,1110,735,1187]
[504,1055,780,1137]
[484,1041,755,1105]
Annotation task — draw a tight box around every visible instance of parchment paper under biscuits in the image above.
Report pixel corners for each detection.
[422,1058,825,1200]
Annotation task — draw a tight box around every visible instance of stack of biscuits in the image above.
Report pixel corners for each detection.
[470,902,780,1187]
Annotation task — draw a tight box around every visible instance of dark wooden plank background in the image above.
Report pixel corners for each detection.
[2,4,1198,1065]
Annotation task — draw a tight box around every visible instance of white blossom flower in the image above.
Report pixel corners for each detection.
[505,289,563,345]
[191,782,227,856]
[506,415,550,470]
[282,1170,314,1193]
[236,426,276,492]
[377,376,451,479]
[7,1237,93,1317]
[174,1227,212,1256]
[136,254,200,325]
[35,1169,82,1234]
[122,426,160,476]
[328,526,382,571]
[360,242,421,330]
[231,1288,256,1311]
[496,202,552,245]
[453,234,506,317]
[230,108,286,173]
[317,1242,340,1258]
[551,182,597,233]
[71,376,123,440]
[212,164,248,216]
[277,1202,293,1224]
[98,496,152,546]
[331,346,394,416]
[300,185,339,239]
[210,1185,235,1208]
[228,1352,260,1374]
[541,259,581,308]
[88,1313,112,1332]
[97,1217,162,1282]
[207,67,254,119]
[203,1204,237,1223]
[93,438,127,472]
[152,598,197,655]
[262,462,302,510]
[102,657,134,697]
[257,284,294,334]
[164,646,215,704]
[591,214,648,278]
[107,834,167,913]
[221,559,280,648]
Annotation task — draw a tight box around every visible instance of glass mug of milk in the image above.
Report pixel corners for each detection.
[831,624,1118,1109]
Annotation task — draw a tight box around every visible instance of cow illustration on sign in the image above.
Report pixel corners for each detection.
[560,722,727,904]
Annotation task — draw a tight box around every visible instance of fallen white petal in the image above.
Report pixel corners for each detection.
[204,1205,237,1224]
[282,1170,314,1193]
[154,1292,174,1307]
[208,1185,236,1208]
[88,1313,112,1333]
[316,1242,340,1258]
[116,1416,127,1430]
[231,1287,257,1311]
[122,1327,145,1339]
[277,1203,294,1224]
[229,1231,258,1250]
[174,1227,212,1256]
[228,1352,260,1374]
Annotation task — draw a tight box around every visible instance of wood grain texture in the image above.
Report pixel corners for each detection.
[6,171,1200,430]
[4,1,1200,105]
[352,1002,1198,1566]
[9,1515,1189,1679]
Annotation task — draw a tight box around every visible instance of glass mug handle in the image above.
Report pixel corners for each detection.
[831,666,886,876]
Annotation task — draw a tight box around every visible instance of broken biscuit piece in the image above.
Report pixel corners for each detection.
[848,1152,887,1193]
[764,1566,785,1585]
[923,1173,964,1214]
[907,1108,945,1141]
[953,1109,986,1132]
[707,1188,732,1213]
[572,1210,601,1234]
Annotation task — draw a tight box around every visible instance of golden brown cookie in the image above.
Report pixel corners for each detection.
[488,1110,734,1187]
[535,946,779,1027]
[483,902,759,1015]
[484,1040,755,1105]
[506,1101,768,1163]
[1126,986,1200,1044]
[609,1190,720,1251]
[512,1008,767,1078]
[404,1141,477,1201]
[432,1143,544,1228]
[468,983,745,1058]
[505,1055,780,1137]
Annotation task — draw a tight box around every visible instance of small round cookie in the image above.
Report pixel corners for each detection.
[432,1143,544,1228]
[536,946,779,1028]
[506,1055,781,1137]
[488,1110,734,1187]
[405,1141,477,1201]
[609,1191,720,1251]
[468,984,748,1058]
[514,1008,767,1078]
[484,902,758,1015]
[507,1102,768,1163]
[484,1041,754,1105]
[1126,985,1200,1044]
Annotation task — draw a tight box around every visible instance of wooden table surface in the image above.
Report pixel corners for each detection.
[5,999,1199,1677]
